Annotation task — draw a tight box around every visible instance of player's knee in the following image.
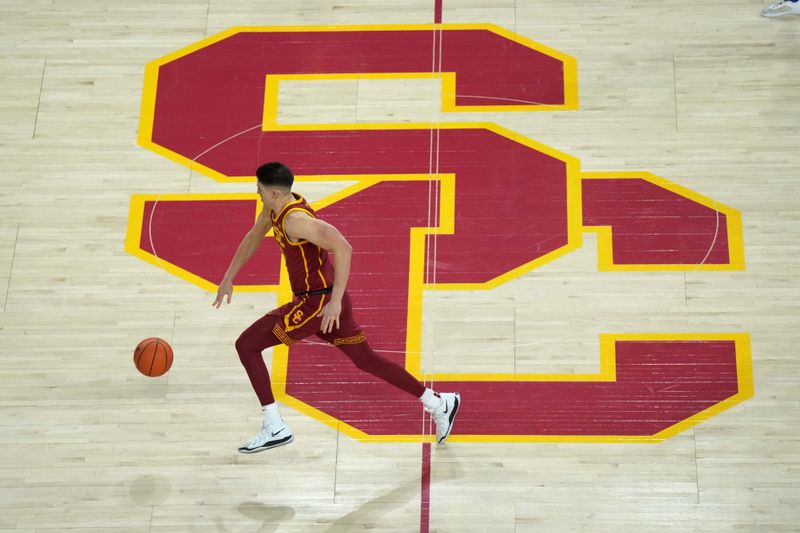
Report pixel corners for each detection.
[235,332,253,359]
[236,326,283,361]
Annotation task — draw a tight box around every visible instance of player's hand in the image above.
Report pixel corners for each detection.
[213,280,233,308]
[320,299,342,334]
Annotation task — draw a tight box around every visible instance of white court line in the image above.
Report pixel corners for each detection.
[697,202,720,267]
[147,123,263,269]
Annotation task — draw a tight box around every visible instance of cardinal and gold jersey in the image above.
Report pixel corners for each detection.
[269,193,335,296]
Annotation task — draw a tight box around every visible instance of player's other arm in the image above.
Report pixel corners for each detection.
[283,212,352,333]
[213,209,273,308]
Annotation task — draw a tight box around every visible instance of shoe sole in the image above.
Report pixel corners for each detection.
[437,393,460,444]
[238,434,294,454]
[762,9,800,16]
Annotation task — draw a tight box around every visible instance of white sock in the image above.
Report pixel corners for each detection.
[419,388,443,410]
[261,402,283,427]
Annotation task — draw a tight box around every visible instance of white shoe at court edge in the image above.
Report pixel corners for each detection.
[426,392,461,444]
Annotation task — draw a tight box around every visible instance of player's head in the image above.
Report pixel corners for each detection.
[256,162,294,209]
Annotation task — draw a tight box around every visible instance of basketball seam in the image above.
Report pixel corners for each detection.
[150,339,159,376]
[135,338,157,369]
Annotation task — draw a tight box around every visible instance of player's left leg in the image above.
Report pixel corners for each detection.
[235,312,283,406]
[236,293,341,453]
[322,293,461,443]
[235,311,295,453]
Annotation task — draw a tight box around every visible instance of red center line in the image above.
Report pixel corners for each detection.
[420,441,432,533]
[422,2,442,531]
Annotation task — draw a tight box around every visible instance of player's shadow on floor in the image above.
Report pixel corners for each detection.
[129,474,172,506]
[238,501,296,532]
[325,476,418,532]
[325,447,464,532]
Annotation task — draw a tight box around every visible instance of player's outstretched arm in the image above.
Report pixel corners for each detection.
[213,209,273,308]
[283,212,352,332]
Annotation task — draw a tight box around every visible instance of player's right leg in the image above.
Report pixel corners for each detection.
[234,311,294,453]
[333,339,461,443]
[321,292,462,443]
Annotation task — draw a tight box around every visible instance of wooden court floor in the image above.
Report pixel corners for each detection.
[1,1,799,531]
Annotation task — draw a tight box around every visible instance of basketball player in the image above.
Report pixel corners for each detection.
[213,162,460,453]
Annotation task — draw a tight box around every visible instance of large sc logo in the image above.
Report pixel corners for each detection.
[127,24,751,443]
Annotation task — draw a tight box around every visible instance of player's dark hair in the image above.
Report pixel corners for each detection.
[256,162,294,190]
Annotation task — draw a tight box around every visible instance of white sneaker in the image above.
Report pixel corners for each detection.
[238,423,294,453]
[426,392,461,444]
[761,1,800,17]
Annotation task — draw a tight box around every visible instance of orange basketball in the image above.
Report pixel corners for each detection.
[134,337,173,377]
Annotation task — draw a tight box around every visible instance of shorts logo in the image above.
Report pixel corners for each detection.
[128,24,752,443]
[291,310,304,325]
